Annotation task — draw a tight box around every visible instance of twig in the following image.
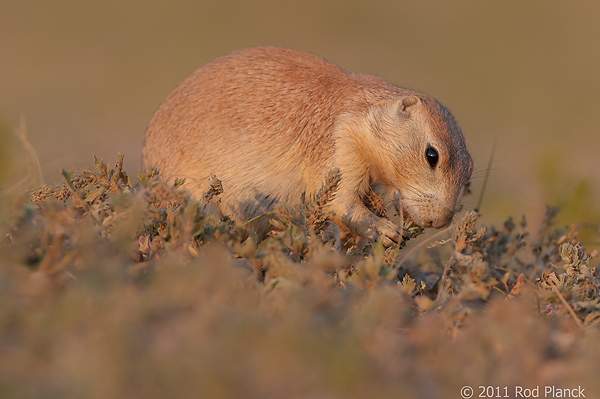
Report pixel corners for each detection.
[234,211,276,231]
[551,286,583,329]
[436,253,456,300]
[15,115,45,186]
[475,139,496,213]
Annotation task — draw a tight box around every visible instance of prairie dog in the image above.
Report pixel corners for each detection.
[143,47,473,246]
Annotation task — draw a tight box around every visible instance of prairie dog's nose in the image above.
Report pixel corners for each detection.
[432,213,454,229]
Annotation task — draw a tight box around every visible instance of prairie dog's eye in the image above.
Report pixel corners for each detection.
[426,147,439,169]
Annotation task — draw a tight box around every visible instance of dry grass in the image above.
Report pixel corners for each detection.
[1,154,599,398]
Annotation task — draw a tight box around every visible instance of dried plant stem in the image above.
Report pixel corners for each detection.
[475,139,496,213]
[437,253,456,300]
[15,115,45,186]
[395,225,453,269]
[588,315,600,328]
[235,211,276,230]
[551,286,583,329]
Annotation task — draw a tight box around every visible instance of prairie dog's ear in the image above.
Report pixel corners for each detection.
[399,96,422,115]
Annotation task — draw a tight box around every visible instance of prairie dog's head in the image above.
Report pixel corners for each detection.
[368,95,473,229]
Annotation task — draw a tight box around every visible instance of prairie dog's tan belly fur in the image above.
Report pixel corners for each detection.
[143,46,473,245]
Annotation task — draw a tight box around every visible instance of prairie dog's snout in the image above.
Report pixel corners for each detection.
[143,46,473,246]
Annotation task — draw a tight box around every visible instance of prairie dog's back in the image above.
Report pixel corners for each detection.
[144,47,402,187]
[147,49,325,172]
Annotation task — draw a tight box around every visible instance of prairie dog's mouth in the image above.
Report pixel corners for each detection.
[400,202,428,229]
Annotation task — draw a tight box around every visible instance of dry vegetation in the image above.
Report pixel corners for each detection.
[1,154,599,398]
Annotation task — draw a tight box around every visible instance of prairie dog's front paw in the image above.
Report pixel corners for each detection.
[366,218,404,248]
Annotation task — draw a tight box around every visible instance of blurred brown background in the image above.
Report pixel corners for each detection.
[1,0,599,230]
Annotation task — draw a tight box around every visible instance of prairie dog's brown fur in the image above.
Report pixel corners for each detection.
[143,47,473,246]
